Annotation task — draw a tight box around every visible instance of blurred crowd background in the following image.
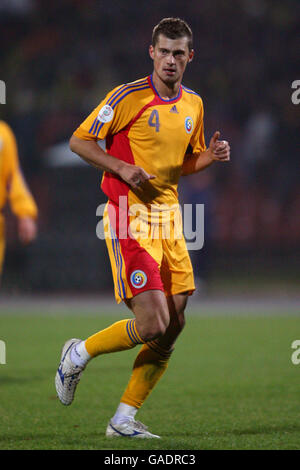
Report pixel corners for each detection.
[0,0,299,294]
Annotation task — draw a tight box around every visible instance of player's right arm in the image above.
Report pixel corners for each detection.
[69,135,154,189]
[70,84,155,189]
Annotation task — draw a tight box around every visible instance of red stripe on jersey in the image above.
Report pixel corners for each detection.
[123,96,158,133]
[101,78,178,204]
[101,92,157,204]
[101,130,134,204]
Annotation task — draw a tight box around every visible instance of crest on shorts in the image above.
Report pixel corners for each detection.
[184,116,193,134]
[130,270,147,289]
[97,104,114,123]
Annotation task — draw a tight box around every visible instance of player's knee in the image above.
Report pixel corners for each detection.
[138,310,169,343]
[140,326,166,342]
[145,321,167,342]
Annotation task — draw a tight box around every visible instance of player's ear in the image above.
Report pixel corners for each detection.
[188,49,194,63]
[149,45,155,60]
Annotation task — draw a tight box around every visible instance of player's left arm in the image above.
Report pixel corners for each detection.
[181,131,230,176]
[181,97,230,176]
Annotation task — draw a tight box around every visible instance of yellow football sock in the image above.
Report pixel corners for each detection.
[120,340,173,409]
[85,319,143,357]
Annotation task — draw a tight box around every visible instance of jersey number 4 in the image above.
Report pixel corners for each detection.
[148,110,160,132]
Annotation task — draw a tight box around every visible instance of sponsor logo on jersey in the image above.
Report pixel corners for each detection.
[97,104,114,123]
[130,270,147,289]
[185,116,193,134]
[170,105,179,114]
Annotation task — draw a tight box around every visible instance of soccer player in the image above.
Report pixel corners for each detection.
[0,120,38,278]
[55,18,230,438]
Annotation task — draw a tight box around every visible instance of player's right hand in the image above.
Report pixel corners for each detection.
[118,162,156,189]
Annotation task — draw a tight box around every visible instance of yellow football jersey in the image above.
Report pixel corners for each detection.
[74,75,206,209]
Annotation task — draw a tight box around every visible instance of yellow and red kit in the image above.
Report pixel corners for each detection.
[74,76,206,302]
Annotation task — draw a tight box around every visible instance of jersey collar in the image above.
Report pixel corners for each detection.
[148,75,182,104]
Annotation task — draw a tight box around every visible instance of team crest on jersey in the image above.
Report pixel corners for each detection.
[185,116,193,134]
[97,104,114,123]
[130,270,147,289]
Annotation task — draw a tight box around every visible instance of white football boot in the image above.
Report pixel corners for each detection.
[106,419,160,438]
[55,338,85,406]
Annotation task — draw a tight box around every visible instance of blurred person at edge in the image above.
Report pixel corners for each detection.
[0,120,38,280]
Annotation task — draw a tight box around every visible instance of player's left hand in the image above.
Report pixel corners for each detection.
[18,217,37,245]
[208,131,230,162]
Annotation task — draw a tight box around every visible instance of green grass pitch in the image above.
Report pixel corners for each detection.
[0,310,300,450]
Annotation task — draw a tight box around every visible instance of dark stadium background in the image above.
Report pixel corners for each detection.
[0,0,299,296]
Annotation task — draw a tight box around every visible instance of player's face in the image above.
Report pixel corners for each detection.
[149,34,194,86]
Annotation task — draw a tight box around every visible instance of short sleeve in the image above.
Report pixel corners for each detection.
[73,85,136,141]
